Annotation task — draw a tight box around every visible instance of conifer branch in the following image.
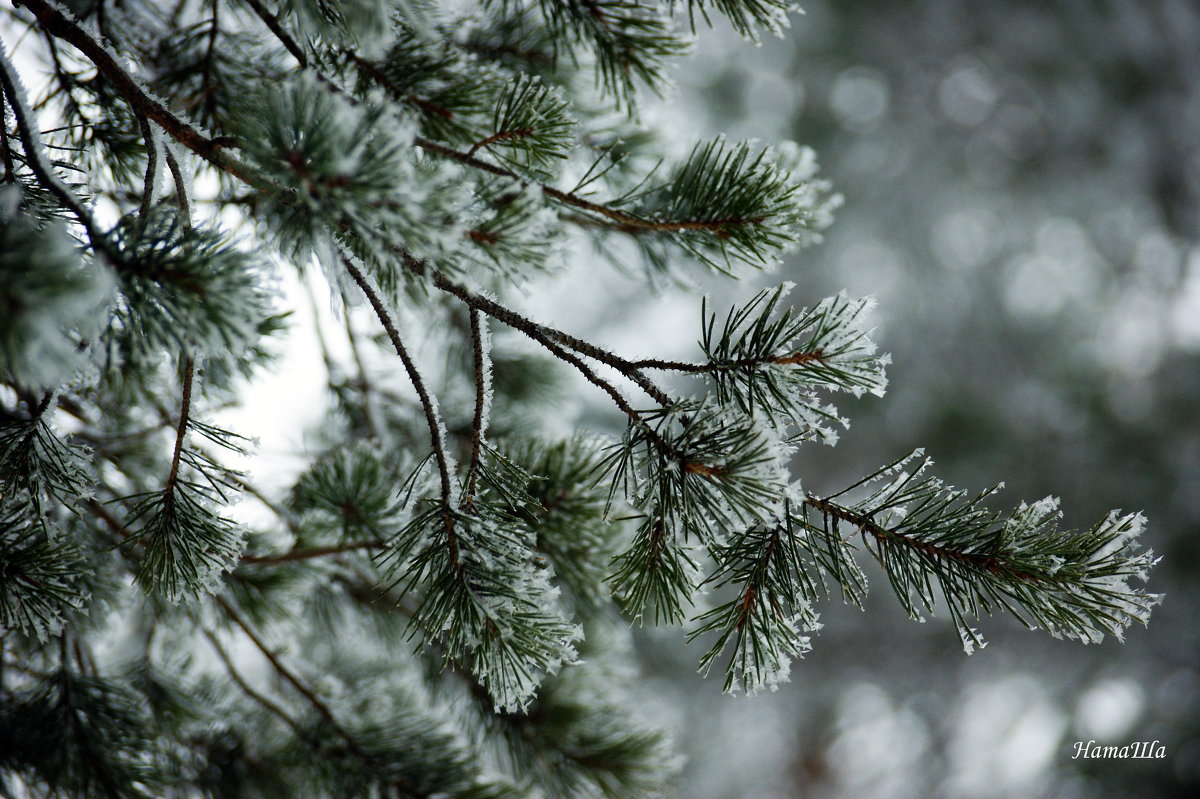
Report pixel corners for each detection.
[414,135,765,237]
[425,268,672,406]
[0,98,14,183]
[631,352,826,372]
[164,358,195,498]
[215,595,373,763]
[137,116,159,218]
[0,2,1161,789]
[467,127,535,158]
[12,0,260,185]
[803,495,1026,581]
[0,41,105,249]
[346,51,459,122]
[241,0,308,67]
[163,145,191,228]
[84,497,133,541]
[422,262,665,437]
[340,255,460,569]
[202,626,308,739]
[341,302,381,439]
[464,309,488,508]
[240,540,384,565]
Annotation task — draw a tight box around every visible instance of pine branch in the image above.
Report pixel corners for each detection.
[162,145,191,225]
[464,309,489,509]
[800,453,1160,651]
[164,357,195,498]
[0,95,15,183]
[470,73,574,177]
[540,0,691,103]
[201,625,308,740]
[127,361,247,601]
[13,0,261,186]
[0,391,93,519]
[137,115,159,217]
[0,498,86,642]
[425,267,672,406]
[242,0,309,67]
[240,540,384,565]
[340,254,460,570]
[0,40,106,251]
[341,302,381,439]
[690,506,820,694]
[678,0,795,38]
[414,135,765,238]
[214,595,379,769]
[662,287,887,439]
[346,49,464,131]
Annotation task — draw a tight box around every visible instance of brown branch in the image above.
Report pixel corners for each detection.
[342,301,381,439]
[164,357,195,496]
[14,0,262,187]
[240,540,384,565]
[563,211,768,237]
[425,267,672,406]
[632,350,827,373]
[0,43,107,251]
[736,528,780,632]
[215,595,376,765]
[163,145,192,228]
[520,321,657,440]
[201,0,220,124]
[0,97,14,182]
[202,627,309,739]
[137,115,158,217]
[463,308,487,508]
[466,127,535,157]
[85,497,133,541]
[242,0,308,67]
[346,53,456,120]
[802,495,1042,585]
[413,136,766,237]
[458,40,551,66]
[340,255,460,571]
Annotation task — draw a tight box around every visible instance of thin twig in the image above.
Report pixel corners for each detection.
[426,268,673,406]
[340,254,460,569]
[85,497,133,540]
[201,0,219,123]
[163,144,191,227]
[215,595,373,763]
[301,271,340,382]
[14,0,262,186]
[164,357,195,496]
[242,0,308,67]
[464,308,487,507]
[0,41,108,252]
[466,127,534,158]
[631,351,826,372]
[202,627,309,739]
[240,540,384,565]
[0,96,14,182]
[342,299,381,439]
[137,115,158,217]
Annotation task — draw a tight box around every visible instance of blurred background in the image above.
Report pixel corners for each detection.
[555,1,1199,797]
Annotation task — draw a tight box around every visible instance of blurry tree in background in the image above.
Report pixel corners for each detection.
[642,1,1200,796]
[0,1,1183,798]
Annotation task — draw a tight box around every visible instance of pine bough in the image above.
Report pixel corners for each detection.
[0,1,1158,797]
